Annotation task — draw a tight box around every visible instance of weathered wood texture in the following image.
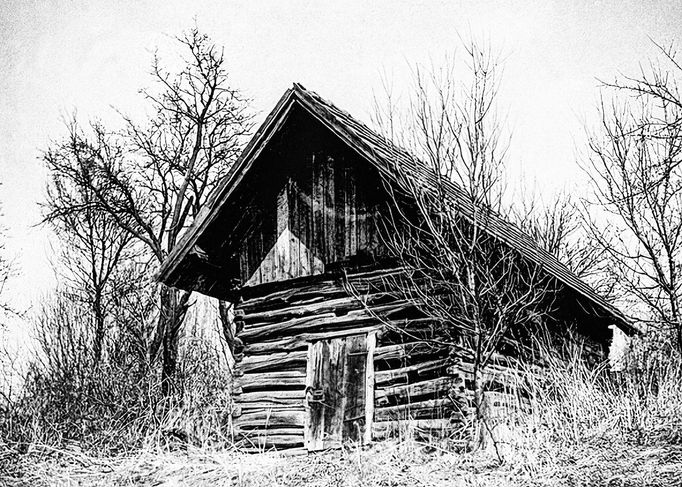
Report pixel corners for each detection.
[305,338,340,450]
[231,267,604,450]
[233,269,394,450]
[159,88,618,453]
[341,334,369,443]
[304,334,369,450]
[240,150,383,287]
[233,267,468,450]
[364,331,376,445]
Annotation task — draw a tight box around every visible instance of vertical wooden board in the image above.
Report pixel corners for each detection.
[372,206,385,256]
[343,164,351,259]
[298,155,313,277]
[367,204,378,254]
[244,230,253,285]
[312,153,325,274]
[257,226,269,284]
[365,332,376,445]
[347,164,357,256]
[323,155,336,263]
[245,226,262,286]
[305,340,326,451]
[342,334,367,442]
[275,184,290,280]
[322,338,345,449]
[288,179,301,278]
[357,188,368,252]
[305,334,374,451]
[239,242,248,284]
[334,157,346,260]
[264,207,277,283]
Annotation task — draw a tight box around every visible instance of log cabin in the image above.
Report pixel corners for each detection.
[157,84,634,452]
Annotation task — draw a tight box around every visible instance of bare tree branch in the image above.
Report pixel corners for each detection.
[582,41,682,352]
[40,26,253,393]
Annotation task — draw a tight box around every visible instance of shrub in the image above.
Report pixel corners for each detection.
[0,292,233,457]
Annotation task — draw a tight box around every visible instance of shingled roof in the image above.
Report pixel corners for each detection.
[158,83,635,335]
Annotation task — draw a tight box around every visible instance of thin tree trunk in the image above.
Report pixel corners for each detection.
[473,366,485,421]
[218,300,235,355]
[93,288,105,363]
[472,341,490,451]
[157,285,191,397]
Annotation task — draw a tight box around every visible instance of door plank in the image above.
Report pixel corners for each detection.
[342,335,367,442]
[365,331,376,444]
[305,340,326,451]
[323,338,345,449]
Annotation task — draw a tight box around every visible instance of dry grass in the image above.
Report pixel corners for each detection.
[3,437,682,487]
[4,337,682,486]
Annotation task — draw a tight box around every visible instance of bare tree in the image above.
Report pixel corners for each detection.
[42,27,253,393]
[42,120,136,363]
[582,41,682,352]
[107,260,158,367]
[373,42,507,211]
[372,42,553,451]
[380,173,552,418]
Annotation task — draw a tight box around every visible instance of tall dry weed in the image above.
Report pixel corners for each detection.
[483,333,682,470]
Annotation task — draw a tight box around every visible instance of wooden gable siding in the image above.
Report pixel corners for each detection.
[238,149,383,287]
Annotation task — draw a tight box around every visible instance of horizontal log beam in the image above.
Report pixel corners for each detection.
[243,294,389,324]
[374,342,446,362]
[236,434,305,449]
[372,418,464,434]
[236,390,305,403]
[233,410,305,428]
[235,427,303,436]
[239,286,347,315]
[237,370,306,391]
[240,300,424,343]
[237,267,407,309]
[374,398,459,421]
[239,350,307,373]
[237,403,305,414]
[240,313,336,341]
[243,325,384,355]
[375,376,459,406]
[374,358,449,386]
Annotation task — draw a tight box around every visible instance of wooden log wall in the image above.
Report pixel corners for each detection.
[231,267,468,450]
[231,267,571,451]
[231,268,400,450]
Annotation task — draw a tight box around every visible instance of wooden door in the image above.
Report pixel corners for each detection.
[305,333,376,451]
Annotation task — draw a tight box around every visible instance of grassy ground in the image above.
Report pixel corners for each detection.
[3,437,682,487]
[4,336,682,486]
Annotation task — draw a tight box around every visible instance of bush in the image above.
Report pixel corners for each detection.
[0,292,233,457]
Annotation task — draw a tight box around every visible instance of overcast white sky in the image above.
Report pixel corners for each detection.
[1,0,681,318]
